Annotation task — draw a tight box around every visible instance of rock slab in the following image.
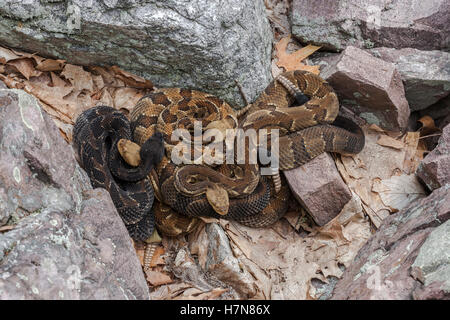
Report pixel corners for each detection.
[416,124,450,191]
[291,0,449,52]
[369,47,450,112]
[0,0,273,107]
[284,153,352,226]
[331,185,450,300]
[321,46,410,131]
[0,89,149,299]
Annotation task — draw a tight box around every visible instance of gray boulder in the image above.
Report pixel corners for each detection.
[0,0,273,107]
[0,88,149,299]
[369,48,450,112]
[291,0,449,52]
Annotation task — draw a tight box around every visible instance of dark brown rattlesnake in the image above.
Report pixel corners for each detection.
[73,106,165,240]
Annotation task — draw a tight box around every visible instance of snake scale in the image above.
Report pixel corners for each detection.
[73,70,365,239]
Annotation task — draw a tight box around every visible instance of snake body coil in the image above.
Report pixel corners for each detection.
[73,106,164,240]
[73,70,365,237]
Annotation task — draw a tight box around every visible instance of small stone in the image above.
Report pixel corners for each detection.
[321,46,410,131]
[369,47,450,112]
[283,153,352,226]
[416,124,450,191]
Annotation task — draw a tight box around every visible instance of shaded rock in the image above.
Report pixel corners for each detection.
[291,0,449,52]
[331,185,450,300]
[321,46,410,131]
[0,89,149,299]
[410,220,450,299]
[164,240,239,299]
[0,80,5,89]
[369,47,450,112]
[416,124,450,191]
[437,112,450,132]
[284,153,352,226]
[203,223,255,298]
[419,95,450,125]
[0,0,273,107]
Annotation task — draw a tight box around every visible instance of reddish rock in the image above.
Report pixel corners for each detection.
[331,185,450,300]
[291,0,449,52]
[416,124,450,191]
[321,46,410,131]
[283,153,352,226]
[0,88,149,299]
[369,47,450,112]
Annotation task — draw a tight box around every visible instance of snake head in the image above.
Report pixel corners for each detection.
[140,131,165,165]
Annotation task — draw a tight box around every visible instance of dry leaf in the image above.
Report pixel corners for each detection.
[275,35,321,74]
[146,270,173,286]
[7,58,37,80]
[50,72,68,88]
[335,124,425,229]
[402,131,421,174]
[0,225,14,232]
[61,64,94,92]
[36,59,66,72]
[373,174,426,212]
[89,66,116,85]
[418,115,439,134]
[111,65,153,89]
[0,47,20,63]
[368,123,386,133]
[377,135,405,150]
[189,288,228,300]
[111,87,144,111]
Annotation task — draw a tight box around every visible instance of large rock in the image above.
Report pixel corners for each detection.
[410,220,450,300]
[0,89,149,299]
[416,124,450,191]
[369,48,450,112]
[0,0,273,107]
[321,46,410,131]
[284,153,352,226]
[331,185,450,300]
[291,0,450,52]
